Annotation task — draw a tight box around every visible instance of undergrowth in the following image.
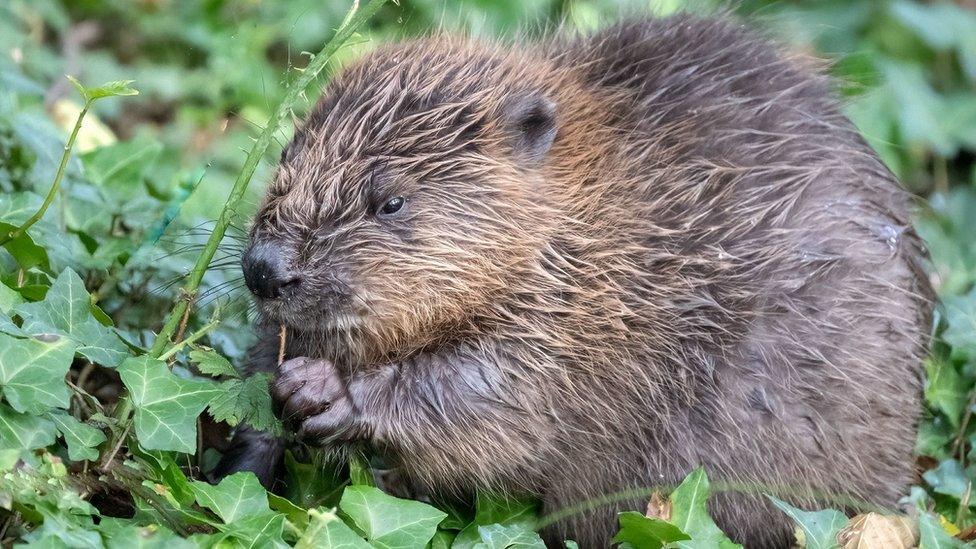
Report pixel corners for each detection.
[1,0,976,547]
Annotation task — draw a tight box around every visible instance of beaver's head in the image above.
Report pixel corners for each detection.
[243,40,564,358]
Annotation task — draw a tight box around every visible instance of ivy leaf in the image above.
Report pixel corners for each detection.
[0,193,49,269]
[47,411,107,462]
[454,494,539,548]
[922,459,972,500]
[16,268,129,367]
[918,512,966,549]
[925,359,969,427]
[474,523,547,548]
[208,374,280,433]
[669,469,741,548]
[943,289,976,358]
[66,76,139,102]
[97,518,195,549]
[0,332,76,414]
[119,356,220,453]
[81,138,162,202]
[189,348,238,378]
[190,472,271,523]
[0,402,57,451]
[284,451,347,510]
[296,508,372,549]
[612,511,690,549]
[768,496,848,549]
[339,485,447,549]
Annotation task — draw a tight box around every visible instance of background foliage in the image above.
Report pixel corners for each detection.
[1,0,975,547]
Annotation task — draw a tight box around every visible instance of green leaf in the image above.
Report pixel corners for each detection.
[0,192,50,269]
[16,268,129,367]
[47,411,106,462]
[0,401,57,451]
[284,451,347,510]
[918,512,965,549]
[190,471,270,523]
[339,485,446,549]
[212,512,288,548]
[297,508,372,549]
[208,374,280,433]
[474,523,547,548]
[922,459,973,501]
[188,348,238,378]
[612,511,690,549]
[767,496,848,549]
[943,289,976,358]
[925,359,969,427]
[119,356,220,453]
[81,138,162,202]
[0,332,76,413]
[454,493,540,548]
[67,76,139,101]
[268,492,309,529]
[669,469,740,548]
[97,518,195,549]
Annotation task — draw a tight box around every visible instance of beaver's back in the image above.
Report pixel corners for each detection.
[528,17,932,547]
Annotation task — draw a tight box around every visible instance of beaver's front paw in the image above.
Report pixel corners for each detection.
[273,357,362,444]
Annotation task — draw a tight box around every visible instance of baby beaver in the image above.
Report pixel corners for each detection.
[216,14,933,548]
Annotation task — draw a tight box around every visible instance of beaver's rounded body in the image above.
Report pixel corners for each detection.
[218,15,932,548]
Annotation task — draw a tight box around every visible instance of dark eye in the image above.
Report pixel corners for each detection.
[379,196,405,217]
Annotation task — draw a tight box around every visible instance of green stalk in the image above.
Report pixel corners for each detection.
[147,0,387,358]
[0,99,92,246]
[104,1,388,448]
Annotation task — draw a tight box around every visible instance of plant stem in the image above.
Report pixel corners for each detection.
[146,0,388,358]
[106,1,388,455]
[0,99,92,246]
[157,318,219,362]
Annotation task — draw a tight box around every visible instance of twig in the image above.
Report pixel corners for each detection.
[0,97,93,246]
[157,318,219,362]
[173,291,196,344]
[99,421,131,472]
[278,324,287,366]
[145,0,388,359]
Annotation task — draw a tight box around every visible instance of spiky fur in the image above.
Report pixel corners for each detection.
[218,15,932,548]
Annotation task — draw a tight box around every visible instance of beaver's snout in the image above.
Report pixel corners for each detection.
[242,242,301,300]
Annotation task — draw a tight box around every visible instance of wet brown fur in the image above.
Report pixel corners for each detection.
[218,14,933,548]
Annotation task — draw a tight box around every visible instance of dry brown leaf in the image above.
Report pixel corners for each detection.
[645,491,671,522]
[837,513,917,549]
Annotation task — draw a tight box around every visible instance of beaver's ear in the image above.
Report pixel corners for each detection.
[505,93,557,164]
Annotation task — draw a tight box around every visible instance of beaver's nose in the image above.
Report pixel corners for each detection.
[241,243,301,299]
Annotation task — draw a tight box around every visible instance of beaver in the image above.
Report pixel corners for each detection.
[214,14,933,548]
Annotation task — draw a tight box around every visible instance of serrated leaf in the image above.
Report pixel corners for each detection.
[189,349,238,378]
[612,511,690,549]
[297,508,372,549]
[67,76,139,101]
[768,496,848,549]
[207,374,280,433]
[47,411,106,462]
[669,469,741,548]
[339,485,446,549]
[0,402,57,451]
[119,356,220,453]
[190,471,270,523]
[16,268,129,367]
[0,332,76,414]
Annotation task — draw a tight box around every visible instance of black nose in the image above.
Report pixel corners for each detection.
[242,242,301,299]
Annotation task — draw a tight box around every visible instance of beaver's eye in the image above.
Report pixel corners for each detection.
[379,196,405,217]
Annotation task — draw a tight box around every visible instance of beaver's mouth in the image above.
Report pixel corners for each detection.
[257,294,366,333]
